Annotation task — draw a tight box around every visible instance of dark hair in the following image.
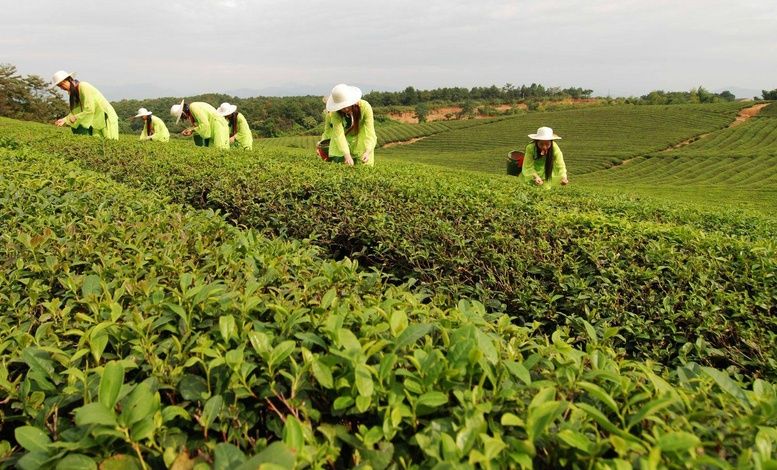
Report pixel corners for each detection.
[227,112,238,138]
[145,115,154,136]
[339,103,361,136]
[534,141,555,181]
[67,78,81,111]
[182,103,190,119]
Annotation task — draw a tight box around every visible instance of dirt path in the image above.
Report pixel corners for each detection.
[730,103,769,127]
[604,103,768,168]
[382,137,427,148]
[387,104,527,124]
[660,103,768,152]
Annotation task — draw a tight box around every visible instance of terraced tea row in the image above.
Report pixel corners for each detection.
[2,148,777,469]
[253,118,506,151]
[2,118,775,381]
[380,103,745,175]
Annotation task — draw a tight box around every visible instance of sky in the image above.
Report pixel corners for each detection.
[1,0,775,100]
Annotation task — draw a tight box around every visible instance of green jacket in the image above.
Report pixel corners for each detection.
[139,115,170,142]
[66,81,119,140]
[522,142,567,189]
[190,102,229,150]
[325,100,377,165]
[229,112,253,150]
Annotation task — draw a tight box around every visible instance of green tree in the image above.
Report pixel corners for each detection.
[0,63,66,122]
[762,89,777,100]
[414,102,429,123]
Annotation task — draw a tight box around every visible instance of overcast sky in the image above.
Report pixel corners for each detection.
[1,0,775,100]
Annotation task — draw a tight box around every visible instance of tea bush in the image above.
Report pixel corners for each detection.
[1,148,776,468]
[1,119,776,381]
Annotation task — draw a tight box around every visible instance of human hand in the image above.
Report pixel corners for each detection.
[561,177,569,186]
[181,129,193,137]
[360,152,370,164]
[344,155,355,166]
[533,176,544,186]
[229,136,236,144]
[55,118,66,127]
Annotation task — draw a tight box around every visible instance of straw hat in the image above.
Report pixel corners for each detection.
[216,102,237,116]
[528,126,561,141]
[134,108,153,118]
[326,83,362,112]
[170,99,185,123]
[50,70,75,88]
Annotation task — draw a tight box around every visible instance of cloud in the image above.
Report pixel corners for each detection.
[2,0,775,97]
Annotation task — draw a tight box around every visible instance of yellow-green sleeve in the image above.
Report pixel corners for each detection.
[330,112,351,157]
[553,143,567,179]
[151,115,170,142]
[68,83,97,129]
[522,143,539,180]
[235,113,252,150]
[189,102,211,138]
[360,100,377,154]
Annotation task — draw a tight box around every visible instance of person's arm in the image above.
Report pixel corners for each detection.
[68,82,97,129]
[330,113,354,165]
[189,103,211,137]
[522,143,541,184]
[155,116,168,141]
[237,113,252,147]
[554,143,568,184]
[360,101,377,162]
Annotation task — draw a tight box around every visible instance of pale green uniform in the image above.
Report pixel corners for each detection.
[139,115,170,142]
[229,112,253,150]
[325,100,377,166]
[521,142,567,189]
[65,81,119,140]
[189,102,229,150]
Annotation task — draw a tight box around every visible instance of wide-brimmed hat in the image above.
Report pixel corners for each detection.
[134,107,153,118]
[528,126,561,141]
[50,70,75,88]
[216,102,237,116]
[326,84,362,112]
[170,99,185,124]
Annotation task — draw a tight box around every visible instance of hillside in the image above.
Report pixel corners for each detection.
[1,106,776,468]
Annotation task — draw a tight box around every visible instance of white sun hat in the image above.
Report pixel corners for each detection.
[528,126,562,141]
[326,83,362,112]
[134,107,153,118]
[170,99,185,123]
[216,102,237,116]
[50,70,75,88]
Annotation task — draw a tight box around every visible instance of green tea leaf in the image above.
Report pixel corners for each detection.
[99,361,125,409]
[526,400,566,442]
[656,431,701,452]
[283,416,304,453]
[214,443,247,470]
[393,323,433,351]
[269,341,296,368]
[557,429,593,454]
[14,426,51,453]
[55,454,97,470]
[416,391,448,409]
[219,315,237,343]
[202,395,224,429]
[311,359,334,389]
[355,363,374,397]
[75,402,117,427]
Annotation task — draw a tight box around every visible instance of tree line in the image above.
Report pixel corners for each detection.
[2,63,774,138]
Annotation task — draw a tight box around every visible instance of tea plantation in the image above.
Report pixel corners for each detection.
[1,105,776,469]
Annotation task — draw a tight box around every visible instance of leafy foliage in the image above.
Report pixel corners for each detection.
[1,148,776,468]
[0,64,68,123]
[2,118,776,382]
